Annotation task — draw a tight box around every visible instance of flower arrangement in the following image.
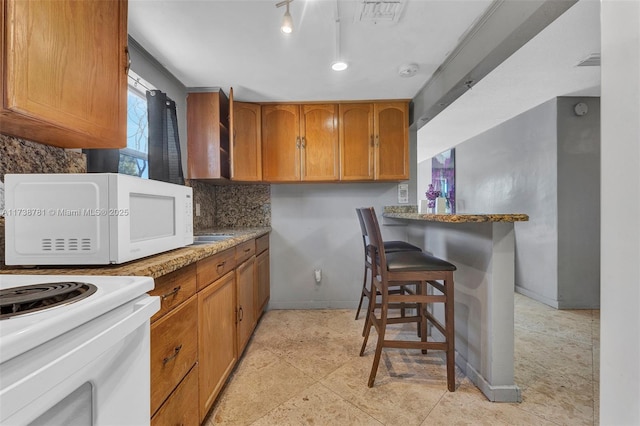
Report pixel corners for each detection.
[425,184,441,208]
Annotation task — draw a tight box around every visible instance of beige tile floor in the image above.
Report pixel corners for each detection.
[204,293,600,425]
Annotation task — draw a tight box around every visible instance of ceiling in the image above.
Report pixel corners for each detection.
[128,0,601,162]
[128,0,493,101]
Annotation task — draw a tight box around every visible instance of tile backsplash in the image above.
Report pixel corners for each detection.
[188,180,271,231]
[0,134,86,177]
[215,183,271,228]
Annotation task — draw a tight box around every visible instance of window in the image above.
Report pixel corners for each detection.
[120,71,153,178]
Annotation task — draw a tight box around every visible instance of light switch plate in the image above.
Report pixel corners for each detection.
[397,183,409,204]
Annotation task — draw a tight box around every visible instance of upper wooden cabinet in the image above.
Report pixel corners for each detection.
[187,88,232,180]
[375,102,409,180]
[301,104,340,181]
[231,101,262,181]
[0,0,128,149]
[261,104,300,181]
[261,103,339,182]
[339,103,374,180]
[340,102,409,181]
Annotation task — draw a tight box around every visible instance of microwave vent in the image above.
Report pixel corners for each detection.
[42,238,92,252]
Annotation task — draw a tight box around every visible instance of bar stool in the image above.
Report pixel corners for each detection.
[354,208,421,321]
[358,207,457,391]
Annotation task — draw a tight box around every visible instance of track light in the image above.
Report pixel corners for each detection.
[276,0,294,34]
[331,18,348,71]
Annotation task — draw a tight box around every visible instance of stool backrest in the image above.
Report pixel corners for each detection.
[356,208,369,250]
[359,207,388,277]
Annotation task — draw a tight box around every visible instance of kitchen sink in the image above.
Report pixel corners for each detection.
[191,234,235,245]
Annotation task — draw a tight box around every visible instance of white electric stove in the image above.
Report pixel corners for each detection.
[0,274,160,425]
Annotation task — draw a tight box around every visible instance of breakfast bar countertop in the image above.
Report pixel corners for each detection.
[383,206,529,223]
[0,227,271,279]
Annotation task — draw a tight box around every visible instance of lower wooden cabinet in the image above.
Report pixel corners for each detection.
[198,271,237,422]
[255,235,270,319]
[151,364,199,426]
[236,255,256,355]
[149,233,270,425]
[150,295,198,416]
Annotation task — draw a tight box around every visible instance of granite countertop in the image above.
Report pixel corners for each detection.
[0,227,270,278]
[383,206,528,223]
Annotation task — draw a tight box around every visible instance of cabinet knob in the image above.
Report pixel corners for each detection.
[301,137,306,148]
[296,137,301,149]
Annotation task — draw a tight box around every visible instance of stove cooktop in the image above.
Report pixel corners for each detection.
[0,274,154,363]
[0,281,98,319]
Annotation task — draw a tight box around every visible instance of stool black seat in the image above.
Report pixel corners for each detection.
[355,208,421,321]
[358,207,457,391]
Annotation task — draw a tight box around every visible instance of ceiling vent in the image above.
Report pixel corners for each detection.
[355,0,405,24]
[576,53,601,67]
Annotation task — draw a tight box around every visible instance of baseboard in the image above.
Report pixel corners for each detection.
[515,285,559,309]
[267,301,357,310]
[455,352,522,403]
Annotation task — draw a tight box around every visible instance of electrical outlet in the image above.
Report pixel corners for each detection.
[195,203,201,217]
[314,269,322,283]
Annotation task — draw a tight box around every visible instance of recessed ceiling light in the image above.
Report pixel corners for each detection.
[332,61,348,71]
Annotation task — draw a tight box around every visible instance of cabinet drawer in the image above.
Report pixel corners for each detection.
[235,240,255,265]
[151,364,199,426]
[256,234,269,255]
[149,263,197,323]
[197,248,236,291]
[150,295,198,416]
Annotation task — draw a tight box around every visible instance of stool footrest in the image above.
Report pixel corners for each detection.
[425,311,447,336]
[388,294,446,304]
[382,340,448,351]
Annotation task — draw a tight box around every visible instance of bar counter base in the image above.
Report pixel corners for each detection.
[382,208,528,403]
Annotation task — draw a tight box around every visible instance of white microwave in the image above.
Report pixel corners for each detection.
[4,173,193,266]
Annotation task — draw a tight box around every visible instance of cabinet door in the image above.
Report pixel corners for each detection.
[151,364,199,426]
[232,102,262,181]
[261,104,300,181]
[339,103,374,181]
[187,90,230,179]
[236,256,256,355]
[151,295,198,417]
[374,102,409,180]
[300,104,339,181]
[255,249,270,320]
[1,0,128,149]
[198,271,237,422]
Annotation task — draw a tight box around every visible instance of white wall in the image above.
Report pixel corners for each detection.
[600,1,640,423]
[556,97,601,308]
[269,182,410,309]
[454,99,561,306]
[421,97,601,309]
